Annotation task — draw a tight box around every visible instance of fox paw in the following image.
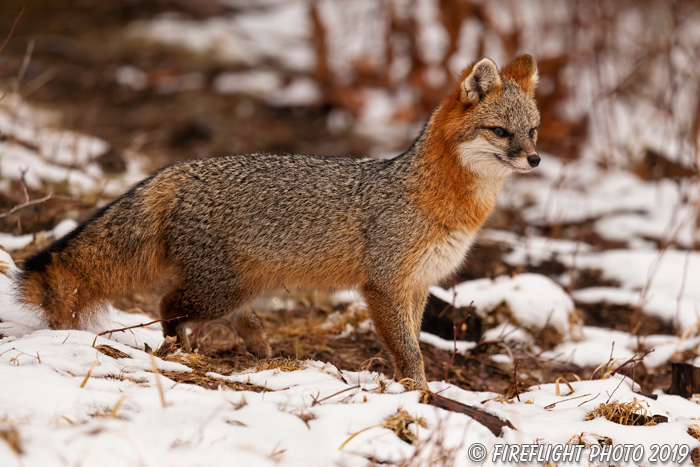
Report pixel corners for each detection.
[245,335,272,359]
[233,309,272,358]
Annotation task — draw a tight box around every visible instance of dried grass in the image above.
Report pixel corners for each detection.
[161,352,214,374]
[79,360,99,388]
[320,306,369,336]
[382,410,427,445]
[148,337,305,392]
[339,409,427,452]
[95,344,131,360]
[0,259,11,278]
[254,357,305,373]
[567,432,612,447]
[173,349,304,374]
[159,371,269,392]
[157,355,270,392]
[586,399,668,426]
[293,409,316,427]
[149,355,168,408]
[0,418,21,454]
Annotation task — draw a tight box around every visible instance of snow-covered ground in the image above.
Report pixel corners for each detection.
[1,328,698,467]
[1,250,699,466]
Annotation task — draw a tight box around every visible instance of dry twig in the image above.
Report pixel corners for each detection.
[0,7,24,56]
[97,316,186,337]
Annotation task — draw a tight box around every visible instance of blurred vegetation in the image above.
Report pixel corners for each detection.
[1,0,698,171]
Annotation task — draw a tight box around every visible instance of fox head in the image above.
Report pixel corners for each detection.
[429,55,541,177]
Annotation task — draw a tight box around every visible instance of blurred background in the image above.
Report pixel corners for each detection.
[1,0,698,170]
[0,0,699,390]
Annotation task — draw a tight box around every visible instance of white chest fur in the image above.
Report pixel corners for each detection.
[414,229,475,287]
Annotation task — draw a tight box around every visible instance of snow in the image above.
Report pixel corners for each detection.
[127,5,315,72]
[0,142,105,195]
[0,98,107,194]
[482,322,536,346]
[354,88,416,148]
[500,157,700,249]
[0,218,77,252]
[213,70,282,97]
[494,377,700,467]
[419,331,476,354]
[431,274,575,335]
[0,93,149,198]
[0,249,48,334]
[482,216,700,333]
[114,65,148,91]
[4,318,697,467]
[331,289,364,306]
[481,229,593,266]
[541,325,700,369]
[316,0,389,83]
[574,249,700,302]
[213,72,321,107]
[272,78,322,107]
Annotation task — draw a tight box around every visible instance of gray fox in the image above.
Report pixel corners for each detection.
[17,55,540,389]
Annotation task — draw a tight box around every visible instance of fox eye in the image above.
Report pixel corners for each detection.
[529,128,537,139]
[491,127,508,138]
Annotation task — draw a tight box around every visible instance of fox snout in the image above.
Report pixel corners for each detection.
[527,154,540,167]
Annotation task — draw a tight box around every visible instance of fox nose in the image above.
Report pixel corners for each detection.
[527,154,540,168]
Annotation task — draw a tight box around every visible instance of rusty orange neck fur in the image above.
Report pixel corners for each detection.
[411,79,502,233]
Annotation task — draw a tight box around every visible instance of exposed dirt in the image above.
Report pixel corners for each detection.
[576,302,675,336]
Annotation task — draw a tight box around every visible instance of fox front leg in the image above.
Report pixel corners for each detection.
[410,288,429,341]
[362,285,428,389]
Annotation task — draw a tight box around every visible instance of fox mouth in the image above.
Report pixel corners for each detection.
[492,153,534,174]
[513,164,535,174]
[492,153,519,171]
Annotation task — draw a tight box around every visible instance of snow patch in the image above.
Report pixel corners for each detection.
[431,273,575,335]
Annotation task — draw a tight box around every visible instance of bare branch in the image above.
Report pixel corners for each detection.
[0,7,24,56]
[0,192,54,219]
[97,316,187,337]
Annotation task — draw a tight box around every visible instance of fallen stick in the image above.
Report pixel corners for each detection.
[421,391,515,436]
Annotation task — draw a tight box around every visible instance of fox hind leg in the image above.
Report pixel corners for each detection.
[159,287,198,347]
[159,283,271,358]
[230,308,272,358]
[159,284,234,348]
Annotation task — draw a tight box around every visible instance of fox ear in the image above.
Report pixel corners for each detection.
[501,54,538,98]
[460,58,502,104]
